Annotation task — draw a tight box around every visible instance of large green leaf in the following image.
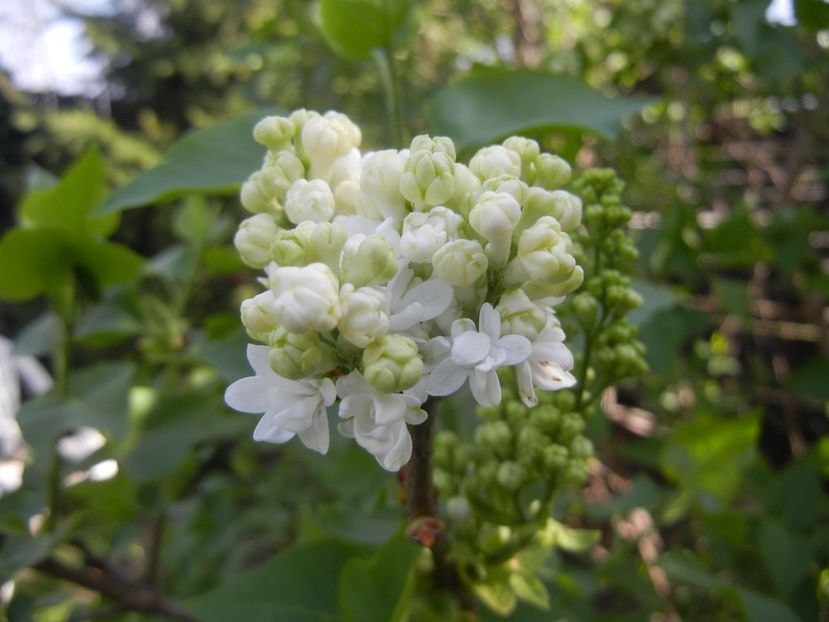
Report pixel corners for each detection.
[0,228,143,302]
[338,532,420,622]
[100,108,281,213]
[19,147,117,237]
[429,69,655,150]
[319,0,411,59]
[187,539,356,622]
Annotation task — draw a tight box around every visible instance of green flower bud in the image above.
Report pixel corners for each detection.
[268,327,336,379]
[542,444,569,471]
[400,149,455,210]
[447,496,472,521]
[474,421,512,453]
[570,437,594,460]
[362,334,424,393]
[470,145,522,180]
[270,222,313,266]
[253,115,296,150]
[481,175,530,204]
[433,468,453,494]
[341,234,398,287]
[240,152,304,214]
[497,461,527,490]
[534,153,571,189]
[558,412,584,443]
[234,213,280,268]
[570,292,598,328]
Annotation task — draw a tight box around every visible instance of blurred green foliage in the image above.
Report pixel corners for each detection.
[0,0,827,621]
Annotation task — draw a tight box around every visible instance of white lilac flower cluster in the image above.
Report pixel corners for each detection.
[225,110,584,471]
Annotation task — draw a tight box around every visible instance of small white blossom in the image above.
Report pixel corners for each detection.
[469,145,522,180]
[240,291,280,337]
[338,284,390,348]
[432,239,489,288]
[468,191,521,266]
[359,149,409,222]
[400,206,463,264]
[302,111,362,182]
[269,263,340,333]
[284,178,336,224]
[515,315,576,407]
[387,263,453,331]
[336,371,427,471]
[234,213,280,269]
[427,303,531,406]
[225,345,336,453]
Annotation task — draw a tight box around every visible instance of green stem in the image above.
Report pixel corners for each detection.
[374,46,405,147]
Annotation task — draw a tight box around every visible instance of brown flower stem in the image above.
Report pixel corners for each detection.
[404,397,477,615]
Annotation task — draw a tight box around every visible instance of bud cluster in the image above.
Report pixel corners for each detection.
[226,110,585,471]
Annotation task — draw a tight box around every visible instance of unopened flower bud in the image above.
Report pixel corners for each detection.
[271,221,313,266]
[400,150,455,210]
[284,179,336,224]
[240,291,281,339]
[496,461,526,490]
[496,289,547,340]
[570,292,598,328]
[409,134,456,160]
[253,115,296,151]
[432,239,488,287]
[503,136,540,179]
[338,284,390,348]
[268,327,337,379]
[446,496,471,521]
[241,152,305,215]
[269,263,340,333]
[445,162,481,216]
[362,334,424,393]
[234,213,279,268]
[400,206,463,264]
[534,153,571,189]
[340,234,398,287]
[302,111,362,181]
[469,145,521,180]
[469,191,521,265]
[359,149,408,221]
[505,216,577,285]
[481,175,529,204]
[307,221,348,268]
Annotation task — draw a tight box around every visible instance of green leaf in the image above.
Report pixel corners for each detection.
[100,108,281,213]
[544,519,600,553]
[0,228,74,300]
[758,518,812,599]
[339,532,420,622]
[627,278,680,327]
[0,531,64,576]
[76,240,144,288]
[795,0,829,31]
[319,0,410,59]
[659,552,726,590]
[187,539,356,622]
[660,412,760,504]
[734,587,802,622]
[13,313,60,356]
[429,69,655,151]
[17,362,135,455]
[508,571,549,610]
[18,147,118,237]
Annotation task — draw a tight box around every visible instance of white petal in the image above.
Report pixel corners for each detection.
[401,279,453,321]
[252,416,296,444]
[515,361,538,407]
[531,360,577,390]
[318,378,337,406]
[478,303,501,340]
[469,369,501,407]
[339,393,373,420]
[272,398,318,433]
[336,371,369,399]
[451,318,476,339]
[224,377,274,413]
[497,334,533,365]
[404,407,428,425]
[426,359,468,396]
[452,331,491,366]
[246,344,272,376]
[379,424,412,471]
[298,410,330,454]
[373,393,407,425]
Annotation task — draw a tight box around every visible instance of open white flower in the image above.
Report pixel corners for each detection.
[427,303,532,407]
[225,345,336,453]
[387,263,453,332]
[269,263,340,333]
[515,315,577,407]
[400,206,463,264]
[336,371,427,471]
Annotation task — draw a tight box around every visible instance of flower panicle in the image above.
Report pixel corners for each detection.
[225,110,588,471]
